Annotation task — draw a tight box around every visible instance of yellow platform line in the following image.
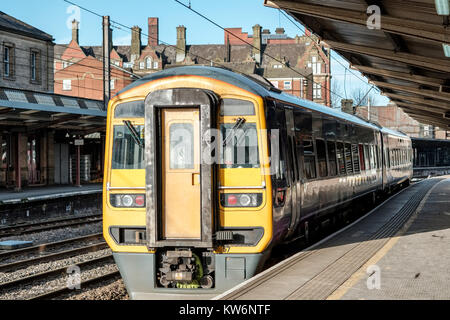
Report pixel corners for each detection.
[327,179,445,300]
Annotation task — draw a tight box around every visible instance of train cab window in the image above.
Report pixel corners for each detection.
[344,143,353,174]
[221,123,259,169]
[327,141,337,177]
[303,137,316,180]
[358,144,365,171]
[220,99,255,116]
[114,101,145,118]
[112,125,145,169]
[336,142,346,175]
[316,139,327,177]
[351,144,360,173]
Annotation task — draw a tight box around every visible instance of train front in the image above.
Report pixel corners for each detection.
[102,69,273,299]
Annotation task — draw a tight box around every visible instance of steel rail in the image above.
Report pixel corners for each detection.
[0,214,102,237]
[0,233,104,260]
[0,242,108,272]
[0,254,113,291]
[28,270,121,300]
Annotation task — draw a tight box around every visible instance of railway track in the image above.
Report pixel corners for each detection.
[0,233,107,272]
[0,214,102,238]
[0,254,117,300]
[28,270,121,300]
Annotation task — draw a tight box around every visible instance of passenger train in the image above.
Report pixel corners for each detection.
[103,66,413,299]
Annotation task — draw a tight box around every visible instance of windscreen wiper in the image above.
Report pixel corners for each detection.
[123,120,144,149]
[223,117,246,147]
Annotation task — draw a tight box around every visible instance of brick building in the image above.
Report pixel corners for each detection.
[55,18,332,105]
[53,20,134,100]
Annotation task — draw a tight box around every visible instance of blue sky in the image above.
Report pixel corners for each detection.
[2,0,388,105]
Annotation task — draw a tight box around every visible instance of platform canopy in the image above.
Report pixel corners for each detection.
[264,0,450,129]
[0,87,106,135]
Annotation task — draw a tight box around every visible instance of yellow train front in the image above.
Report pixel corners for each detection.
[103,66,274,299]
[104,66,413,299]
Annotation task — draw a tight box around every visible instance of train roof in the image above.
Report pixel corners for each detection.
[118,66,407,137]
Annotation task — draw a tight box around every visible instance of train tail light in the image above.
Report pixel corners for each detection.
[220,193,263,207]
[110,194,146,208]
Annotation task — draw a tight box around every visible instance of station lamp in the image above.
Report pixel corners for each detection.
[434,0,450,15]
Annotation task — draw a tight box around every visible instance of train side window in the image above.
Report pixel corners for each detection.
[316,139,328,178]
[303,137,316,180]
[369,145,376,169]
[344,143,353,174]
[375,146,380,169]
[351,144,360,173]
[358,144,365,171]
[327,141,337,177]
[364,145,370,170]
[336,142,346,175]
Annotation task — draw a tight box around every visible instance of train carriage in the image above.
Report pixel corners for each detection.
[103,66,412,299]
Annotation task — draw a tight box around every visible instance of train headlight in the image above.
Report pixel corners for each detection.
[220,193,263,208]
[122,195,134,207]
[110,194,146,208]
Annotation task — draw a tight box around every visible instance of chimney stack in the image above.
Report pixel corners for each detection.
[131,26,142,63]
[341,99,355,114]
[252,24,262,65]
[72,19,79,44]
[275,27,285,35]
[176,25,186,63]
[148,17,159,46]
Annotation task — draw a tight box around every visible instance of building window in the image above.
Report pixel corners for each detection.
[140,61,145,70]
[146,57,153,69]
[110,79,115,90]
[271,81,278,88]
[311,56,321,75]
[30,50,40,82]
[153,61,159,69]
[313,83,322,99]
[284,81,292,90]
[63,79,72,91]
[3,44,14,78]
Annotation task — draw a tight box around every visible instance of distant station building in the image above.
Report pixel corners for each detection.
[0,12,106,191]
[55,18,331,106]
[356,102,449,140]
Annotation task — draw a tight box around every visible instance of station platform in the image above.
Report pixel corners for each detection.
[0,184,102,205]
[214,176,450,300]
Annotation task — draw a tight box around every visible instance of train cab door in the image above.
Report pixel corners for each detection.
[285,108,301,238]
[145,88,217,248]
[161,108,201,239]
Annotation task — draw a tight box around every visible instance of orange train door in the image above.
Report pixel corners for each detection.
[161,108,201,240]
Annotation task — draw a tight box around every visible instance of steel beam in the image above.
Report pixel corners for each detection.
[372,81,450,102]
[264,1,450,45]
[393,101,448,114]
[323,40,450,74]
[352,65,445,88]
[384,93,450,110]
